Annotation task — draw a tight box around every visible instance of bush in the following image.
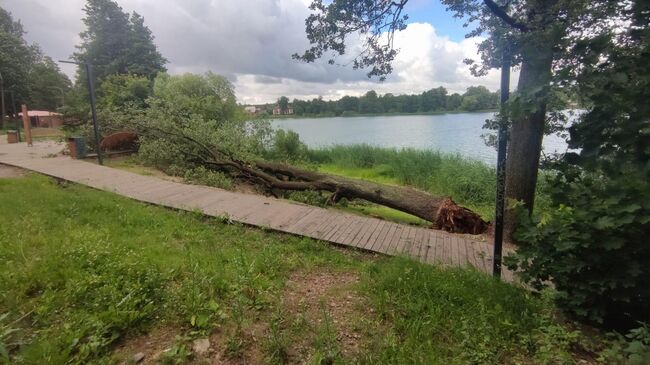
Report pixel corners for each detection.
[269,129,307,162]
[599,324,650,365]
[506,167,650,328]
[183,166,233,190]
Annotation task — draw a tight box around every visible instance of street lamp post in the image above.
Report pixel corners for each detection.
[0,71,6,130]
[492,46,511,279]
[59,60,103,165]
[10,89,20,142]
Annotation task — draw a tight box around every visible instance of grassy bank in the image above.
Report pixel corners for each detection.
[0,173,605,364]
[306,145,497,220]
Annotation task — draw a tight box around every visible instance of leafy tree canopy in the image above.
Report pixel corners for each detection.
[73,0,167,84]
[97,74,151,109]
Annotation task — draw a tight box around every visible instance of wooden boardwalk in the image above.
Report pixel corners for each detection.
[0,141,514,281]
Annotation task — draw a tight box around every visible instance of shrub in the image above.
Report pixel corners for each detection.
[506,167,650,328]
[183,166,233,190]
[269,129,307,162]
[599,324,650,365]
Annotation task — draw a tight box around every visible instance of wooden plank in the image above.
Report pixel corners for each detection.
[329,215,361,243]
[304,211,338,239]
[425,231,438,264]
[392,225,412,257]
[420,232,432,263]
[443,233,452,267]
[469,240,483,271]
[349,216,377,248]
[450,235,461,267]
[414,228,427,262]
[385,224,406,255]
[268,206,318,228]
[306,211,341,240]
[334,216,366,247]
[368,220,391,252]
[477,242,492,273]
[328,215,359,244]
[463,239,478,270]
[380,223,397,254]
[383,222,402,254]
[356,217,382,250]
[363,219,386,251]
[318,214,349,241]
[400,226,414,256]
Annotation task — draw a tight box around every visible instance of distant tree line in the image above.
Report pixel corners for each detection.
[0,7,72,120]
[270,86,498,117]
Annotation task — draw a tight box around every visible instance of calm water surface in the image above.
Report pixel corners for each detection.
[272,112,569,165]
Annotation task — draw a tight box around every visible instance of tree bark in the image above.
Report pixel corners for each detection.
[254,161,489,234]
[503,41,554,239]
[203,158,488,234]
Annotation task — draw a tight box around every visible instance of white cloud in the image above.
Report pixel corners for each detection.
[235,23,506,104]
[1,0,511,104]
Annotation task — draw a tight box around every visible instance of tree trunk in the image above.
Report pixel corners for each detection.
[206,158,488,234]
[503,42,554,239]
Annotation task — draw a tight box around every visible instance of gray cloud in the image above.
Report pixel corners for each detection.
[1,0,505,104]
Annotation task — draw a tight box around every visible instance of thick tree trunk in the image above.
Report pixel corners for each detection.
[503,42,554,239]
[205,158,488,234]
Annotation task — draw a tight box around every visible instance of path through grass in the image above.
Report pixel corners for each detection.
[0,172,601,364]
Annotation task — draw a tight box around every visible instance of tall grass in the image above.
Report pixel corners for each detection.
[307,145,497,219]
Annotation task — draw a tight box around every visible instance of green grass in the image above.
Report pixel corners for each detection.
[0,174,602,364]
[308,145,497,220]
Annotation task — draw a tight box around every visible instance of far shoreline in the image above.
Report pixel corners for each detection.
[267,108,498,120]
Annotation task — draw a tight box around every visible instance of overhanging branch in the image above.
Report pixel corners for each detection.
[483,0,529,32]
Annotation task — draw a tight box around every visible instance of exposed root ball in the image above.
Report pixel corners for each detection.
[435,198,488,234]
[100,132,138,151]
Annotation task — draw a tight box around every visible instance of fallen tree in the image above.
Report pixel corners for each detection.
[131,72,487,234]
[146,125,489,235]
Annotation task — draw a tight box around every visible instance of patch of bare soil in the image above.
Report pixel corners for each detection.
[231,180,262,195]
[282,270,369,362]
[111,325,180,364]
[202,270,370,365]
[0,164,26,178]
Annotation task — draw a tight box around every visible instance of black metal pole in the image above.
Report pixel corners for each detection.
[493,46,511,279]
[0,72,5,130]
[85,62,103,165]
[10,90,20,142]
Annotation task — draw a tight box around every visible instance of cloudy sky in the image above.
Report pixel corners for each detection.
[1,0,505,104]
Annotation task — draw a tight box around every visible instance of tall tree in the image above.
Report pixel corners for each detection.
[0,7,32,120]
[277,96,290,113]
[28,50,72,110]
[293,0,594,237]
[1,7,70,116]
[125,12,167,77]
[507,0,650,328]
[74,0,166,84]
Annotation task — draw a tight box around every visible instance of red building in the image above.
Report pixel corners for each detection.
[17,110,64,128]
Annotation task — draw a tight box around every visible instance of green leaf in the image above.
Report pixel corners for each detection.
[594,216,615,229]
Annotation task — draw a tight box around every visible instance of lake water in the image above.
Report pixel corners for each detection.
[272,112,569,165]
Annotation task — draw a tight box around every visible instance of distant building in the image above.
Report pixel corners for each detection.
[272,105,294,115]
[244,105,265,114]
[18,110,64,128]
